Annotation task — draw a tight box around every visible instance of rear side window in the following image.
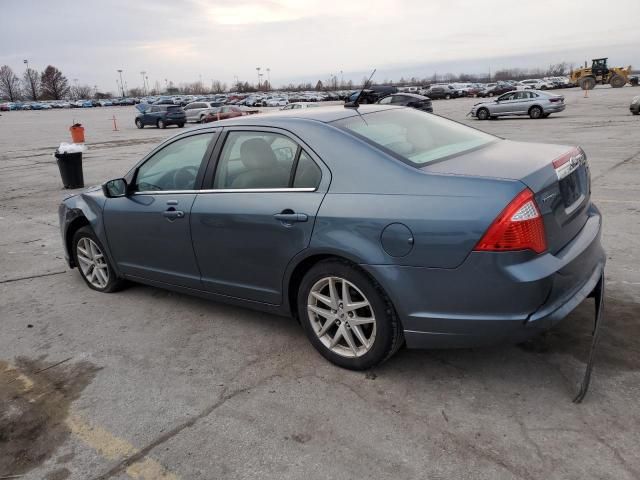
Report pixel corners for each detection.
[293,151,321,188]
[333,109,496,166]
[214,132,297,189]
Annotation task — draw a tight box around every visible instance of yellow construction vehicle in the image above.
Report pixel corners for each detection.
[569,58,632,90]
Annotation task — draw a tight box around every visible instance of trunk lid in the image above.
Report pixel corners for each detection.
[422,140,591,254]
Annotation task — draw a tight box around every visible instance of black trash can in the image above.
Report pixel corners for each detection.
[55,151,84,189]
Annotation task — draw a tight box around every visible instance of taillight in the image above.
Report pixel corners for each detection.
[552,146,586,180]
[549,97,562,103]
[474,188,547,254]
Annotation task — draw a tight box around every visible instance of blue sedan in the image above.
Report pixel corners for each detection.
[58,105,604,369]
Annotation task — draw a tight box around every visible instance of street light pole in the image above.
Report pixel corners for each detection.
[266,68,271,90]
[117,69,125,97]
[256,67,261,90]
[140,71,146,95]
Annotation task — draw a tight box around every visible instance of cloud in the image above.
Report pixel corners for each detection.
[0,0,638,93]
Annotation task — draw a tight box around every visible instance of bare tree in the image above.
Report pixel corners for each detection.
[211,80,227,93]
[22,67,41,100]
[40,65,70,100]
[0,65,21,101]
[70,84,92,100]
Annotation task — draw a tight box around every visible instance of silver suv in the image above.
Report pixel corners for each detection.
[470,90,565,120]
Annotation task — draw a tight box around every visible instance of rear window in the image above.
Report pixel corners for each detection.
[167,106,182,112]
[332,108,496,166]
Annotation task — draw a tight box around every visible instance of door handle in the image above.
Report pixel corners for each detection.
[163,209,185,220]
[274,212,308,223]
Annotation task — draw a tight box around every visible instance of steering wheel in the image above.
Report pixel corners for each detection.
[172,166,199,190]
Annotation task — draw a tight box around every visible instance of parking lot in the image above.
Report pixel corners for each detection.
[1,86,639,479]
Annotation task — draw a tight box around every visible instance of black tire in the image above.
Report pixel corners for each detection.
[609,75,625,88]
[445,94,451,100]
[488,92,494,97]
[476,108,490,120]
[72,226,125,293]
[297,260,403,370]
[135,118,143,129]
[178,123,185,128]
[579,77,596,90]
[529,106,543,119]
[157,119,166,129]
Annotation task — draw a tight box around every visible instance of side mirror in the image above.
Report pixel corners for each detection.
[103,178,128,198]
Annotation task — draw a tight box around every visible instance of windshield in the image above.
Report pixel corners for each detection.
[333,108,496,166]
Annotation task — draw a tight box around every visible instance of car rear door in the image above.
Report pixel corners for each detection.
[190,128,330,304]
[103,131,218,288]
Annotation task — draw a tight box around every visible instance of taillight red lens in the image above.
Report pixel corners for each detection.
[474,188,547,254]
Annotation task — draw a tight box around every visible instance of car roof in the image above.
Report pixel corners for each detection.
[197,104,399,127]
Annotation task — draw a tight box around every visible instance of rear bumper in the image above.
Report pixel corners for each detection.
[545,104,566,113]
[363,203,604,349]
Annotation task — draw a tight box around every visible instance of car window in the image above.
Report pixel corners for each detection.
[214,131,298,189]
[293,151,321,188]
[333,108,495,166]
[378,96,393,105]
[135,133,214,191]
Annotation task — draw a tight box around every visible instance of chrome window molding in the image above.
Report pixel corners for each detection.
[132,187,317,195]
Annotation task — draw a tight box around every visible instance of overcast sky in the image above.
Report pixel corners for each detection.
[1,0,638,93]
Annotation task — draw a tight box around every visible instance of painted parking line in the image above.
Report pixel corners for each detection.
[6,363,180,480]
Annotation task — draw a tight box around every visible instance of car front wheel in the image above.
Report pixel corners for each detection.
[476,108,490,120]
[135,119,143,129]
[73,226,125,293]
[157,119,166,129]
[298,260,403,370]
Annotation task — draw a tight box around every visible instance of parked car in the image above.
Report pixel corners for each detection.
[281,102,320,110]
[377,93,433,113]
[421,85,458,100]
[266,97,289,107]
[519,79,554,90]
[59,104,604,370]
[201,105,258,123]
[135,104,186,128]
[630,96,640,115]
[184,101,224,123]
[477,82,516,97]
[346,86,398,104]
[0,102,11,111]
[470,90,565,120]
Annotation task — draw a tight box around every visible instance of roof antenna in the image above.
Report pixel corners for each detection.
[345,68,376,108]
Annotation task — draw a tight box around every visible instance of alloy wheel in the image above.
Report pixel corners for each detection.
[76,237,109,289]
[307,276,376,358]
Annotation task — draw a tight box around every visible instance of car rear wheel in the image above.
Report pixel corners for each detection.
[298,260,403,370]
[476,108,490,120]
[135,119,143,129]
[178,123,185,128]
[488,92,494,97]
[157,119,166,129]
[73,226,125,293]
[529,106,543,119]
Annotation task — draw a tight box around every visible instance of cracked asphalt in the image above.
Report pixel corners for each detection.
[1,87,639,480]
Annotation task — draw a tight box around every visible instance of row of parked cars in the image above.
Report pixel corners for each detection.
[0,97,139,111]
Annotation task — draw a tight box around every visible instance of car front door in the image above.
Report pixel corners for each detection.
[103,131,218,288]
[190,128,329,304]
[494,92,517,114]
